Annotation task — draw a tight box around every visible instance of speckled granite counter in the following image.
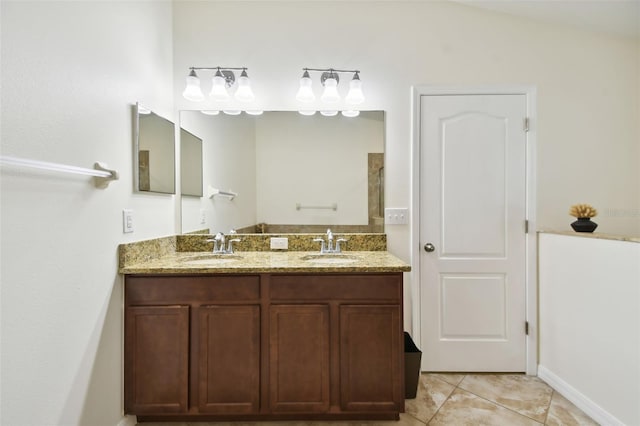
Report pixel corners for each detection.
[119,250,410,274]
[119,233,410,274]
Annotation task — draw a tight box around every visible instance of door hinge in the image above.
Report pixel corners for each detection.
[523,117,530,132]
[525,321,529,335]
[524,220,529,233]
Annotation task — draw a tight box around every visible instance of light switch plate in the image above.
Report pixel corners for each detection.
[270,237,288,250]
[385,208,409,225]
[123,209,134,233]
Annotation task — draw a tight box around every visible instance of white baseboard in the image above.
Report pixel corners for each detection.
[116,415,136,426]
[538,365,623,426]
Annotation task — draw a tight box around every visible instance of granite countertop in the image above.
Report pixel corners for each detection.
[120,250,411,274]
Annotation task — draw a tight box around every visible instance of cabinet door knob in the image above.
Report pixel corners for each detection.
[424,243,435,252]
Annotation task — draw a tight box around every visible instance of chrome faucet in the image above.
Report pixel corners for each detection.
[207,231,241,254]
[313,229,347,254]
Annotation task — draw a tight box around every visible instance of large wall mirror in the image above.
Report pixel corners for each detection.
[134,103,176,194]
[180,128,203,197]
[180,111,385,234]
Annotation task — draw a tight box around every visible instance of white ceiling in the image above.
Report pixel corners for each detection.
[450,0,640,38]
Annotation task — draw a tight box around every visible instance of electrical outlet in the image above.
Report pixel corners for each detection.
[385,208,409,225]
[270,237,288,250]
[123,209,134,233]
[199,209,206,225]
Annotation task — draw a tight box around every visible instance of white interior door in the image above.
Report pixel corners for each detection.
[419,94,527,372]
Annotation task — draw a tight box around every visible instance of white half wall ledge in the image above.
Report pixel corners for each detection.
[538,365,625,426]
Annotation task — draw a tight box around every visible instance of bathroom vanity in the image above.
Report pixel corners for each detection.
[120,242,410,422]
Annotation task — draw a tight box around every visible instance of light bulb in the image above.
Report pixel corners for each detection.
[201,110,220,115]
[246,110,263,115]
[235,69,255,102]
[345,72,365,105]
[298,110,316,116]
[341,110,360,117]
[296,70,315,102]
[320,110,338,117]
[210,69,230,101]
[223,110,241,115]
[182,69,205,102]
[321,76,340,103]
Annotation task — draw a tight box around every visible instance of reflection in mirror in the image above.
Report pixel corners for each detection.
[134,103,175,194]
[180,128,203,197]
[180,111,385,234]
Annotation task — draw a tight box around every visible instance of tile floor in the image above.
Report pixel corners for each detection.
[139,373,599,426]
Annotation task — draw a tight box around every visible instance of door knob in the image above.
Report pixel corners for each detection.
[424,243,435,252]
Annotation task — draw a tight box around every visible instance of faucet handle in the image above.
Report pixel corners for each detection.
[226,238,241,253]
[313,237,327,253]
[335,238,348,253]
[206,238,220,252]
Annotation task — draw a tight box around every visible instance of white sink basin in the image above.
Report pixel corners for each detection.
[300,254,361,264]
[179,253,243,266]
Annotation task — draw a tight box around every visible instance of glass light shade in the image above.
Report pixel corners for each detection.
[223,110,241,115]
[235,72,255,102]
[183,73,205,102]
[246,110,263,115]
[320,77,340,103]
[345,78,365,105]
[298,110,316,116]
[201,110,220,115]
[320,110,338,117]
[341,110,360,117]
[210,72,230,101]
[296,74,315,102]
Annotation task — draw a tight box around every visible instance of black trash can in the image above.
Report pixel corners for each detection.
[404,332,422,399]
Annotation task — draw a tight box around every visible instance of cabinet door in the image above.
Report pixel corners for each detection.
[269,305,330,413]
[198,305,260,414]
[125,305,189,414]
[340,305,402,412]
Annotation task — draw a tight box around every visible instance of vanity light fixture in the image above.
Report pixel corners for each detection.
[341,110,360,118]
[182,67,255,103]
[296,67,365,116]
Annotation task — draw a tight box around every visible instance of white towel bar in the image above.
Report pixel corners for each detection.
[0,155,119,188]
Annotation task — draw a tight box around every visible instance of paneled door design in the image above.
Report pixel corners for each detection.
[420,94,527,371]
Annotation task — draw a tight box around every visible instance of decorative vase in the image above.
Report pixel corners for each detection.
[571,217,598,233]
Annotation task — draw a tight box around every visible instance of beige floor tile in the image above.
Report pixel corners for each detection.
[405,374,456,423]
[545,392,599,426]
[458,374,552,423]
[310,413,427,425]
[428,388,543,426]
[184,415,425,426]
[427,373,466,387]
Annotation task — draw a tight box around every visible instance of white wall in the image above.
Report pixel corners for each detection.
[173,0,640,329]
[0,1,175,425]
[538,233,640,425]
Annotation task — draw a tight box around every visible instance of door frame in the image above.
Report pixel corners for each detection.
[410,86,538,375]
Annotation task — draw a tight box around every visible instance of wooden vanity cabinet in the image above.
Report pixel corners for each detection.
[124,305,189,414]
[124,275,261,417]
[124,272,404,421]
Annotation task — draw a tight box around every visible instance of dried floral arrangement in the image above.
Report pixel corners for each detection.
[569,203,597,218]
